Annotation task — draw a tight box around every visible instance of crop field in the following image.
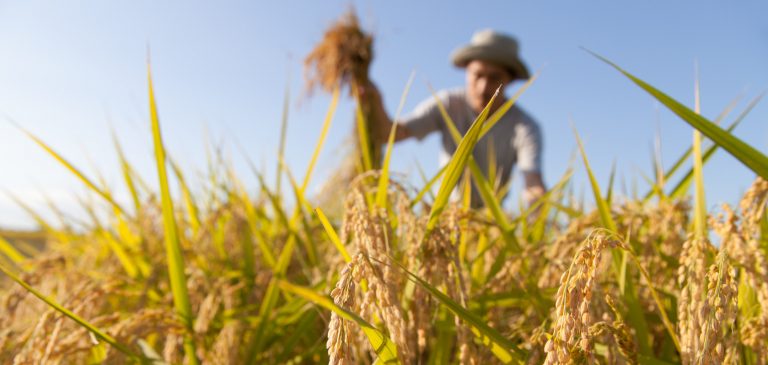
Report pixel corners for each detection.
[1,26,768,365]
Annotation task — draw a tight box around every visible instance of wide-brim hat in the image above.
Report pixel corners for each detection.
[451,29,530,81]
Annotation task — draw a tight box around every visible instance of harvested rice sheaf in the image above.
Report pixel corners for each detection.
[304,10,373,95]
[304,9,384,204]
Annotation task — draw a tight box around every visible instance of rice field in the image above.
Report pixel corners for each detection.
[1,33,768,365]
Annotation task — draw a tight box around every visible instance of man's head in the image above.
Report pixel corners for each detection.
[464,59,512,113]
[451,29,530,113]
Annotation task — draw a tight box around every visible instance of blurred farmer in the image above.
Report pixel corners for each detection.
[362,29,545,207]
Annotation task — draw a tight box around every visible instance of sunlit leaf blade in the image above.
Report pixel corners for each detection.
[240,156,279,268]
[591,51,768,180]
[376,72,415,208]
[692,73,707,239]
[0,235,26,265]
[605,160,616,203]
[302,85,340,192]
[148,64,198,364]
[277,280,401,365]
[100,229,140,279]
[609,231,681,352]
[573,128,617,232]
[6,192,66,243]
[276,77,291,196]
[352,81,374,173]
[643,94,744,201]
[18,127,128,217]
[410,164,448,208]
[316,208,352,263]
[668,93,764,199]
[573,128,651,354]
[284,166,318,265]
[426,81,524,251]
[390,260,526,364]
[426,83,462,142]
[425,87,499,235]
[479,73,539,138]
[170,158,201,235]
[247,163,310,361]
[411,160,437,206]
[112,131,142,214]
[468,160,520,252]
[0,262,140,359]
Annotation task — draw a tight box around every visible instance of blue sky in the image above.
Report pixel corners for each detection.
[0,1,766,229]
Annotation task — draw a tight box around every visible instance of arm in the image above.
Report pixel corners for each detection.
[358,81,414,143]
[514,113,546,207]
[522,171,546,207]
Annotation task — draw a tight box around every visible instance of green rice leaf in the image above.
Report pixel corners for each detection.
[574,129,652,354]
[591,51,768,180]
[100,229,140,279]
[691,68,708,239]
[605,160,617,204]
[352,81,374,172]
[170,158,201,235]
[0,262,140,359]
[643,94,746,201]
[376,71,415,208]
[426,83,522,251]
[410,164,448,208]
[0,235,26,265]
[316,208,352,263]
[276,77,291,196]
[112,131,142,214]
[638,356,677,365]
[622,239,681,352]
[6,192,67,243]
[284,166,318,265]
[277,280,401,365]
[18,127,127,217]
[479,73,539,138]
[573,128,617,232]
[412,160,437,204]
[425,87,499,235]
[390,259,526,364]
[692,132,707,238]
[668,93,764,199]
[148,64,198,364]
[301,85,339,193]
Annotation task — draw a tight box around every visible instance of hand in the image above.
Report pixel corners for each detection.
[356,81,389,141]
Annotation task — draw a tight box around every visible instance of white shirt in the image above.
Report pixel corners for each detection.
[399,88,543,205]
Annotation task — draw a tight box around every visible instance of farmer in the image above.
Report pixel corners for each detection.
[361,29,546,207]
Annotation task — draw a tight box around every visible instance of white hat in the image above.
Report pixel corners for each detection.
[451,29,530,80]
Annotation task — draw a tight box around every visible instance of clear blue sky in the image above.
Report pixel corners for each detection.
[0,1,766,229]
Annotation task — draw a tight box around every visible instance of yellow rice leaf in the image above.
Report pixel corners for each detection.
[147,63,198,364]
[0,262,140,359]
[316,208,352,263]
[278,280,402,365]
[301,85,340,193]
[376,71,415,208]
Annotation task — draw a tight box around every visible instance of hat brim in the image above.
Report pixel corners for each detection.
[451,45,530,81]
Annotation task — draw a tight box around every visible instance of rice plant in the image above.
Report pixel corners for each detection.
[0,47,767,365]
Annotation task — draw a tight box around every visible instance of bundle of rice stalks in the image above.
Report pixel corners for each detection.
[304,10,373,94]
[304,10,383,175]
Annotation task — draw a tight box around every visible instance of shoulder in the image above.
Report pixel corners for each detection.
[504,105,542,149]
[428,87,466,107]
[509,104,541,132]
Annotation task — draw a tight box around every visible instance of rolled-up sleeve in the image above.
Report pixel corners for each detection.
[515,119,543,173]
[396,92,447,141]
